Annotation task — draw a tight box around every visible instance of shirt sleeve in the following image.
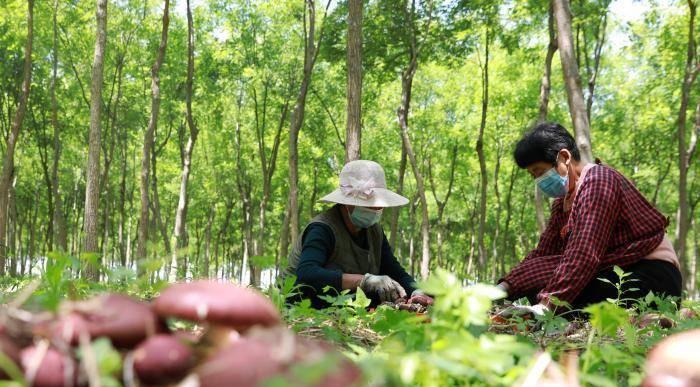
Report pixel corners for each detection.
[537,169,621,305]
[294,223,343,295]
[499,198,565,295]
[379,231,417,296]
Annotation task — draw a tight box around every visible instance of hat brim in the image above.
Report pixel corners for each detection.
[319,188,409,208]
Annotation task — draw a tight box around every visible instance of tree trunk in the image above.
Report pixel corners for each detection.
[256,101,287,262]
[396,0,433,280]
[538,2,557,124]
[345,0,362,162]
[203,207,214,278]
[427,145,457,268]
[83,0,108,280]
[276,200,291,277]
[397,53,430,280]
[170,0,199,281]
[51,0,68,252]
[584,11,607,121]
[553,0,593,163]
[676,0,700,289]
[476,29,489,274]
[138,0,170,268]
[534,5,553,233]
[8,180,17,276]
[288,0,330,252]
[152,125,172,256]
[0,0,33,276]
[389,144,407,249]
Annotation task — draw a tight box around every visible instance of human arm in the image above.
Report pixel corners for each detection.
[537,169,621,306]
[498,199,566,299]
[294,224,343,294]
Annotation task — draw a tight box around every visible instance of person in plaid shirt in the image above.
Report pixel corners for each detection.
[497,123,682,317]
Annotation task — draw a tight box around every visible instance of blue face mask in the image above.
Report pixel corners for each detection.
[350,207,383,229]
[536,167,568,198]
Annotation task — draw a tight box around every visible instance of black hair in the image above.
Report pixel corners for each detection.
[513,122,581,168]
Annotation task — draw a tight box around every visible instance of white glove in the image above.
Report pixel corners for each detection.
[497,304,548,319]
[359,274,407,303]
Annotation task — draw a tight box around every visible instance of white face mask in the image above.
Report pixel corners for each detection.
[350,207,383,229]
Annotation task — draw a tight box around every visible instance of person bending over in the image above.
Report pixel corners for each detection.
[283,160,433,309]
[497,123,681,317]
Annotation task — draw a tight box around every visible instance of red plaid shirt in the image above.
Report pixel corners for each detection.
[501,164,669,305]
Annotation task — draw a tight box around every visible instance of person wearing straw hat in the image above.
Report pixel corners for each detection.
[284,160,433,309]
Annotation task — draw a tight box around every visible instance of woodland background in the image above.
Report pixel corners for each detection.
[0,0,698,296]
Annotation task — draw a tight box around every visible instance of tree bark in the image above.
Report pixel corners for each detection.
[476,29,489,274]
[676,0,699,289]
[234,90,254,285]
[152,124,172,255]
[0,0,33,276]
[389,144,407,249]
[553,0,593,163]
[170,0,199,281]
[83,0,108,280]
[397,1,433,280]
[534,3,557,233]
[138,0,170,268]
[584,11,607,121]
[427,145,457,267]
[345,0,362,162]
[288,0,330,251]
[51,0,68,252]
[538,1,557,124]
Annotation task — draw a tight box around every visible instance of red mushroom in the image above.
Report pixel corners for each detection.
[86,294,159,348]
[20,344,77,387]
[192,327,362,387]
[132,334,194,385]
[74,294,160,349]
[153,281,280,331]
[643,329,700,387]
[195,338,284,387]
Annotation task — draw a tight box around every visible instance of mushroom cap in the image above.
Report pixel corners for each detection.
[643,329,700,386]
[20,345,77,387]
[196,328,362,387]
[196,338,284,387]
[83,294,160,348]
[133,334,194,385]
[153,281,280,329]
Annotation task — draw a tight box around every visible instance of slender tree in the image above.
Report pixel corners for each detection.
[534,1,558,233]
[553,0,593,163]
[288,0,331,250]
[397,0,433,280]
[0,0,34,275]
[345,0,363,162]
[170,0,200,280]
[476,28,489,274]
[138,0,170,268]
[83,0,108,279]
[51,0,68,252]
[675,0,699,288]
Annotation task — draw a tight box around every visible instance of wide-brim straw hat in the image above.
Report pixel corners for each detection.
[319,160,409,208]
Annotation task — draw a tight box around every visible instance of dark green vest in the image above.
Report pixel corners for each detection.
[284,205,383,281]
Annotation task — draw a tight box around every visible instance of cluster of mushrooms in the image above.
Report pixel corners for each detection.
[0,281,362,387]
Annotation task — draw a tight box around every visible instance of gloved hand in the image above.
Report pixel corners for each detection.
[496,303,548,320]
[359,274,407,303]
[407,289,434,306]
